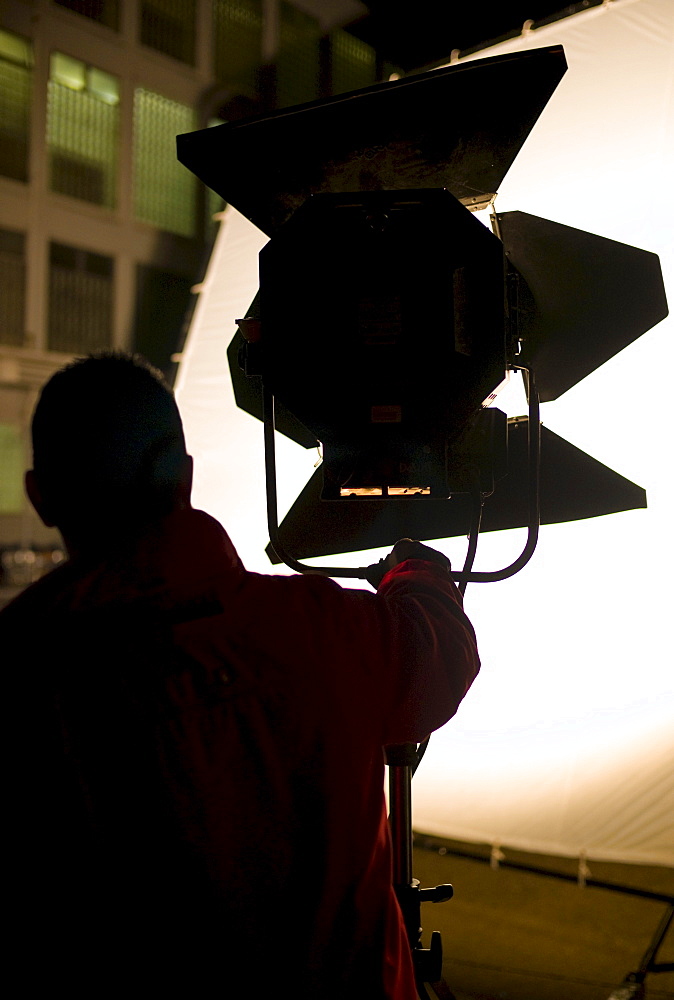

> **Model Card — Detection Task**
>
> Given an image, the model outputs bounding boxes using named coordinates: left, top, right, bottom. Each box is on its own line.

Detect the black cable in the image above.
left=454, top=365, right=541, bottom=584
left=458, top=481, right=484, bottom=596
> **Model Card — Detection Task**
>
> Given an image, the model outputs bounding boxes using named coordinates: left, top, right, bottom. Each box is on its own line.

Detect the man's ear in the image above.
left=25, top=469, right=57, bottom=527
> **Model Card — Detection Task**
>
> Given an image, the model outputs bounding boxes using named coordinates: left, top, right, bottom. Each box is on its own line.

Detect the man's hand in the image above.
left=365, top=538, right=451, bottom=589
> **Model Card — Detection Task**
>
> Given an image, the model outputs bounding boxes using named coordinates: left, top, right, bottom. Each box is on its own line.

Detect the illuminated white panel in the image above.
left=174, top=208, right=316, bottom=573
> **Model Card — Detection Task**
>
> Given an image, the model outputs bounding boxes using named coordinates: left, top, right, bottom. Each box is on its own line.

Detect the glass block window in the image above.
left=140, top=0, right=197, bottom=65
left=134, top=264, right=194, bottom=374
left=277, top=2, right=320, bottom=108
left=205, top=116, right=226, bottom=232
left=0, top=229, right=26, bottom=347
left=48, top=242, right=114, bottom=354
left=53, top=0, right=120, bottom=31
left=133, top=88, right=196, bottom=237
left=47, top=53, right=119, bottom=207
left=331, top=29, right=376, bottom=96
left=0, top=29, right=33, bottom=182
left=0, top=424, right=24, bottom=514
left=213, top=0, right=262, bottom=89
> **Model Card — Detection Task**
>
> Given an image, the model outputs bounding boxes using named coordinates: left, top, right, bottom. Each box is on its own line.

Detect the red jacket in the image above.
left=1, top=509, right=479, bottom=998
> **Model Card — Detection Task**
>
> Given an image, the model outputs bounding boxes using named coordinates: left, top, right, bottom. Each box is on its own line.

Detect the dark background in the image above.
left=346, top=1, right=597, bottom=70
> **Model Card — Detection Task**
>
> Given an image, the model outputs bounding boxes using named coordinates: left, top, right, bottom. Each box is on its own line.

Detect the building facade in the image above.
left=0, top=0, right=383, bottom=603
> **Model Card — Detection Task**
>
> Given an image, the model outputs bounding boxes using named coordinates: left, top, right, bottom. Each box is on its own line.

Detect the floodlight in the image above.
left=258, top=187, right=506, bottom=501
left=176, top=45, right=668, bottom=581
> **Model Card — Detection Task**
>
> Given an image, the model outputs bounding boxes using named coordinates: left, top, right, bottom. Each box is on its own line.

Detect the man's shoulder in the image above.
left=0, top=561, right=76, bottom=627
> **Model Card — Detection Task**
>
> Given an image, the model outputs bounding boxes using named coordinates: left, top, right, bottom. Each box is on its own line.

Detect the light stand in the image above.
left=259, top=369, right=541, bottom=996
left=606, top=903, right=674, bottom=999
left=386, top=742, right=456, bottom=999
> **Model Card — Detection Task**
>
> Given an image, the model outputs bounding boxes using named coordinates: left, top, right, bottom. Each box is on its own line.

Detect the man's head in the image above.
left=27, top=352, right=192, bottom=553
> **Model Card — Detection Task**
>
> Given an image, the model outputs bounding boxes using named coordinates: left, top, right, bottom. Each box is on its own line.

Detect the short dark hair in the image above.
left=32, top=352, right=188, bottom=537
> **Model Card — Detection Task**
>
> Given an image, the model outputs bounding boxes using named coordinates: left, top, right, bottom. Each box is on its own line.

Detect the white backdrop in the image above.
left=175, top=0, right=674, bottom=867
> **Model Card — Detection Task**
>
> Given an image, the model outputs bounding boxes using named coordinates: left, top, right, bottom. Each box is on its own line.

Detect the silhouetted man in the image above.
left=1, top=352, right=479, bottom=998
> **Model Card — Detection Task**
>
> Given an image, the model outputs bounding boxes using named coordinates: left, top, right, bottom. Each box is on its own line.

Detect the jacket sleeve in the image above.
left=372, top=557, right=480, bottom=744
left=219, top=548, right=480, bottom=748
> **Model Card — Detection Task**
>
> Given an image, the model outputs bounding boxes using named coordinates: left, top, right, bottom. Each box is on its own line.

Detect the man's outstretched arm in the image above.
left=371, top=539, right=480, bottom=744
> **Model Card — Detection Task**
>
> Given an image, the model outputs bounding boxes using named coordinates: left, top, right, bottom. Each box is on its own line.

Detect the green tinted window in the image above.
left=50, top=52, right=86, bottom=89
left=0, top=30, right=33, bottom=181
left=132, top=89, right=196, bottom=237
left=48, top=242, right=114, bottom=354
left=0, top=228, right=26, bottom=347
left=331, top=29, right=377, bottom=96
left=205, top=117, right=226, bottom=234
left=133, top=265, right=194, bottom=373
left=87, top=66, right=119, bottom=104
left=47, top=53, right=119, bottom=207
left=277, top=2, right=320, bottom=108
left=213, top=0, right=262, bottom=89
left=53, top=1, right=120, bottom=31
left=0, top=423, right=24, bottom=515
left=0, top=28, right=33, bottom=66
left=140, top=0, right=197, bottom=65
